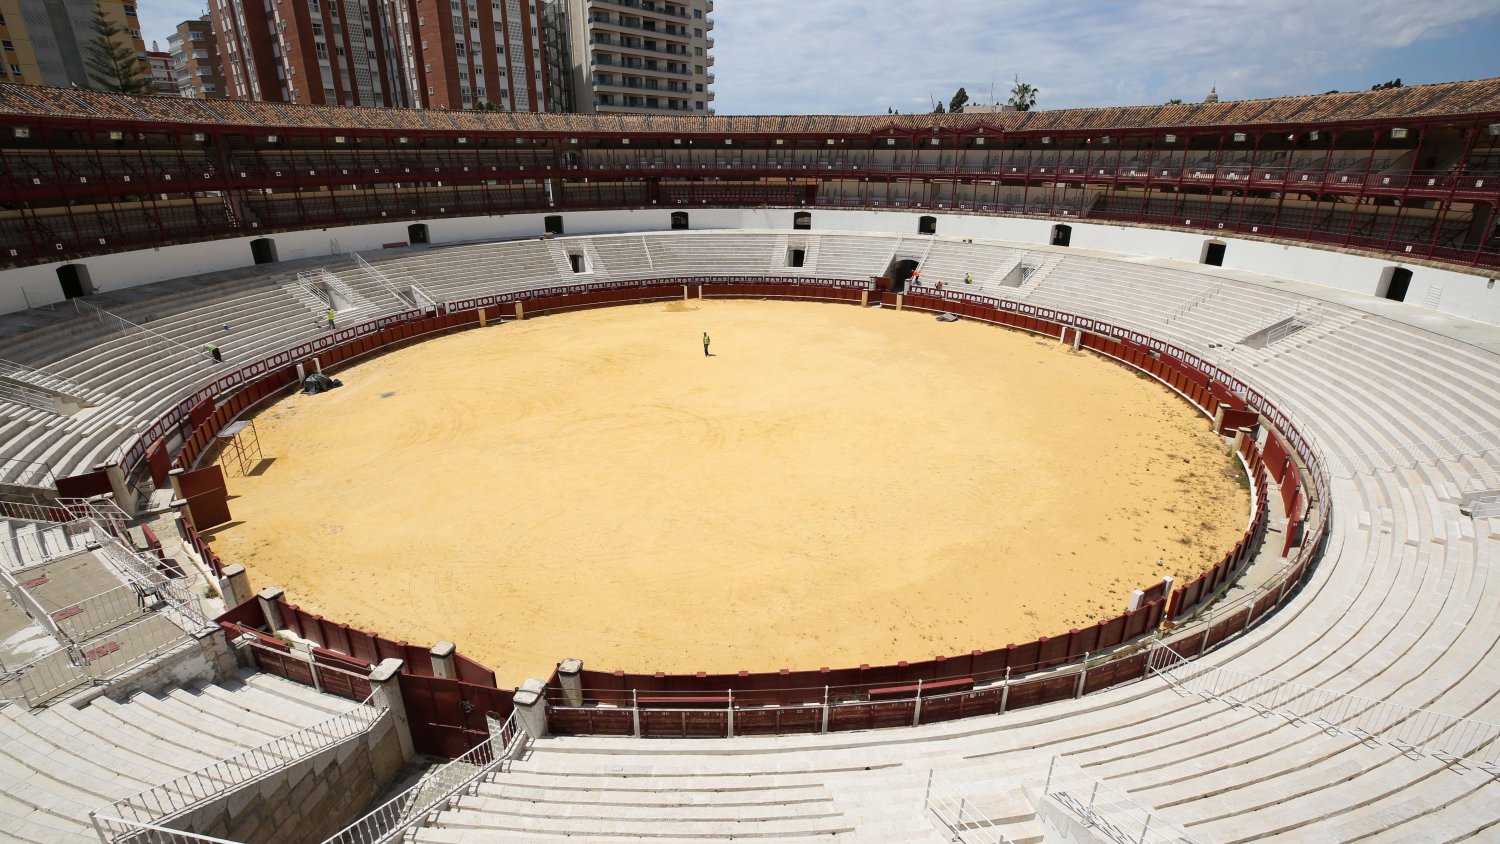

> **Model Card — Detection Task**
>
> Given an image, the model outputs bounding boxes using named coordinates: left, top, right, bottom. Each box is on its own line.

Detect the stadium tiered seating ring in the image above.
left=2, top=80, right=1499, bottom=843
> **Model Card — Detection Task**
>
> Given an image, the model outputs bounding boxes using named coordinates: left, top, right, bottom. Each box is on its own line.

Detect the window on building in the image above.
left=1, top=41, right=13, bottom=52
left=312, top=22, right=323, bottom=36
left=455, top=42, right=466, bottom=56
left=315, top=42, right=328, bottom=59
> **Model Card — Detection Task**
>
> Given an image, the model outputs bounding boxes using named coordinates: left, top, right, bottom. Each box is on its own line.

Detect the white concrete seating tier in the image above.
left=3, top=230, right=1499, bottom=841
left=0, top=671, right=364, bottom=843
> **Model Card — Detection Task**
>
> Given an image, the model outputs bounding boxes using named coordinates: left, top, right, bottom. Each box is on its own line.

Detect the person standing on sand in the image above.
left=702, top=331, right=711, bottom=357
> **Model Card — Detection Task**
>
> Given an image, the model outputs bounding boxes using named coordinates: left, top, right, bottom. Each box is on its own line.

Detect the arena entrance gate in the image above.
left=56, top=264, right=93, bottom=299
left=886, top=259, right=919, bottom=293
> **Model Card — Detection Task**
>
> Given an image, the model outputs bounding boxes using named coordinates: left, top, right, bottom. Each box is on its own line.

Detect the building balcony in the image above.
left=598, top=0, right=690, bottom=23
left=589, top=17, right=692, bottom=44
left=590, top=35, right=692, bottom=58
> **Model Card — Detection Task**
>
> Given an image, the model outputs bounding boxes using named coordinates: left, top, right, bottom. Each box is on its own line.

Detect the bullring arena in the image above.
left=220, top=299, right=1248, bottom=682
left=0, top=79, right=1498, bottom=844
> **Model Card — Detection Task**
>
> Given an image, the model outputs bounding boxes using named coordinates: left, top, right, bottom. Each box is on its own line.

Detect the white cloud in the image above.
left=711, top=0, right=1499, bottom=114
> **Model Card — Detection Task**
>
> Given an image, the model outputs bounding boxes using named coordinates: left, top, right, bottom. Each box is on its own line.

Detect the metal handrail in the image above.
left=73, top=298, right=215, bottom=364
left=924, top=770, right=1013, bottom=843
left=1327, top=427, right=1500, bottom=478
left=94, top=688, right=387, bottom=832
left=91, top=815, right=243, bottom=844
left=1149, top=644, right=1500, bottom=775
left=47, top=583, right=149, bottom=645
left=353, top=252, right=436, bottom=310
left=0, top=611, right=194, bottom=706
left=321, top=709, right=527, bottom=844
left=1044, top=756, right=1198, bottom=844
left=0, top=356, right=93, bottom=397
left=0, top=455, right=56, bottom=488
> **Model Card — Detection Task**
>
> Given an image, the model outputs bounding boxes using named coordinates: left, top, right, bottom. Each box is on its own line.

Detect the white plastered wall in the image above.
left=2, top=210, right=1496, bottom=325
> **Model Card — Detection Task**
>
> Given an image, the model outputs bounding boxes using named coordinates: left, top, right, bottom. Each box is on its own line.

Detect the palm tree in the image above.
left=1008, top=76, right=1037, bottom=112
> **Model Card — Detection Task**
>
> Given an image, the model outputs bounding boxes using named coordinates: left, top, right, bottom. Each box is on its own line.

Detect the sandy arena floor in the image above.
left=213, top=299, right=1250, bottom=685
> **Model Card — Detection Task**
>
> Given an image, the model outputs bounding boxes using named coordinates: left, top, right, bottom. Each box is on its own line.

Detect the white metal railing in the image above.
left=1044, top=757, right=1198, bottom=844
left=0, top=645, right=87, bottom=703
left=1149, top=645, right=1500, bottom=775
left=92, top=815, right=244, bottom=844
left=924, top=770, right=1014, bottom=843
left=1468, top=493, right=1500, bottom=519
left=74, top=298, right=216, bottom=364
left=1, top=517, right=92, bottom=569
left=0, top=455, right=56, bottom=487
left=293, top=270, right=335, bottom=309
left=79, top=612, right=193, bottom=682
left=354, top=252, right=436, bottom=311
left=0, top=379, right=54, bottom=412
left=0, top=356, right=93, bottom=398
left=1162, top=282, right=1221, bottom=326
left=1328, top=427, right=1500, bottom=477
left=94, top=686, right=388, bottom=834
left=0, top=610, right=192, bottom=707
left=50, top=583, right=148, bottom=644
left=318, top=268, right=365, bottom=311
left=322, top=709, right=527, bottom=844
left=1, top=567, right=63, bottom=639
left=64, top=496, right=133, bottom=539
left=0, top=498, right=71, bottom=524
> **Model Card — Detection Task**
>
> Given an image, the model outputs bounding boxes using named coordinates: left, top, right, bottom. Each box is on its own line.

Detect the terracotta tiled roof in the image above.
left=2, top=78, right=1498, bottom=134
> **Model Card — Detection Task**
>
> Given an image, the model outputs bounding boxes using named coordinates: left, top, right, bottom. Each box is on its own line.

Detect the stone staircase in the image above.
left=0, top=672, right=366, bottom=843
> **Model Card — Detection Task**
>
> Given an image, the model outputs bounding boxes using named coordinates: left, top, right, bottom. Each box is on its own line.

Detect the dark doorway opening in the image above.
left=408, top=223, right=429, bottom=244
left=918, top=215, right=937, bottom=235
left=1379, top=267, right=1413, bottom=302
left=56, top=264, right=92, bottom=299
left=793, top=211, right=812, bottom=230
left=886, top=258, right=919, bottom=293
left=250, top=238, right=277, bottom=264
left=1202, top=241, right=1226, bottom=266
left=544, top=215, right=564, bottom=235
left=671, top=211, right=689, bottom=230
left=569, top=253, right=585, bottom=273
left=788, top=248, right=806, bottom=268
left=1051, top=224, right=1072, bottom=247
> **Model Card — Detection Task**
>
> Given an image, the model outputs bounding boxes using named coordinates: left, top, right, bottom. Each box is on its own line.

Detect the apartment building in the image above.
left=560, top=0, right=714, bottom=114
left=380, top=0, right=549, bottom=110
left=167, top=16, right=226, bottom=99
left=147, top=44, right=176, bottom=95
left=0, top=0, right=148, bottom=90
left=210, top=0, right=397, bottom=107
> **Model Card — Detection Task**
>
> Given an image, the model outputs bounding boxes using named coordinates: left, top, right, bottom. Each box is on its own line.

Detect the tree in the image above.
left=932, top=101, right=945, bottom=114
left=1008, top=76, right=1038, bottom=112
left=1165, top=98, right=1184, bottom=105
left=85, top=2, right=152, bottom=95
left=949, top=87, right=970, bottom=113
left=1370, top=78, right=1403, bottom=90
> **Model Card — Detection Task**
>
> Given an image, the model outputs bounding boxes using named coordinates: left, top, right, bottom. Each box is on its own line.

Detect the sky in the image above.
left=137, top=0, right=1500, bottom=114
